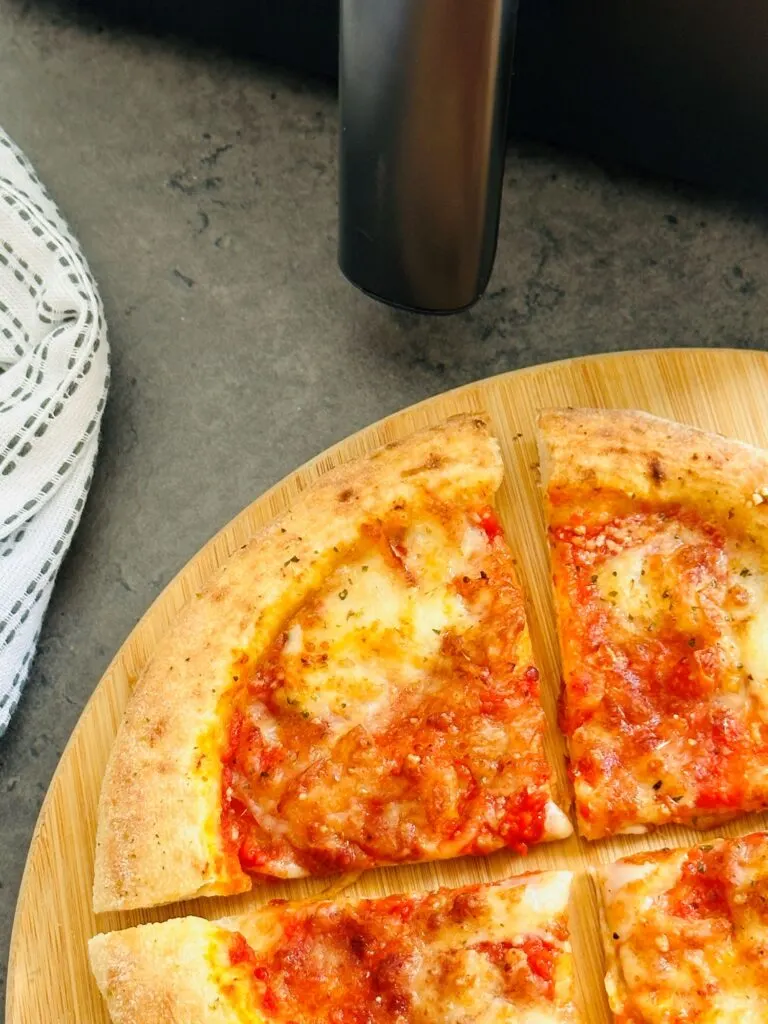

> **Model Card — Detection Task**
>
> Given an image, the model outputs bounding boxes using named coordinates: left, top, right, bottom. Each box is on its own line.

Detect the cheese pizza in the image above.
left=90, top=872, right=578, bottom=1024
left=600, top=832, right=768, bottom=1023
left=539, top=408, right=768, bottom=838
left=93, top=415, right=570, bottom=912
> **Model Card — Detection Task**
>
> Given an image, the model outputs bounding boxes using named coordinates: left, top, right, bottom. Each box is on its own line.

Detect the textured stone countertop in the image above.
left=1, top=0, right=768, bottom=1002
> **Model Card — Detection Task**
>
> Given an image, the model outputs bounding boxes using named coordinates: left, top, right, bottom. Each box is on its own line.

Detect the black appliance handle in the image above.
left=338, top=0, right=519, bottom=314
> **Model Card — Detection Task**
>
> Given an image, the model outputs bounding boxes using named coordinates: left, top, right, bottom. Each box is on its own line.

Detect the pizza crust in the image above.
left=93, top=415, right=505, bottom=913
left=538, top=407, right=768, bottom=539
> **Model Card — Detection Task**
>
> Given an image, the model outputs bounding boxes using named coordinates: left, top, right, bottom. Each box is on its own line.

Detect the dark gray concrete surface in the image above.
left=1, top=0, right=768, bottom=1004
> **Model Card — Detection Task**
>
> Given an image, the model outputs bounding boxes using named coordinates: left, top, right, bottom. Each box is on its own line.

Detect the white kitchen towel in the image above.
left=0, top=128, right=109, bottom=736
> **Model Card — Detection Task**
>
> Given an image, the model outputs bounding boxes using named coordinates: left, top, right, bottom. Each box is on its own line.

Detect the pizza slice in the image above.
left=90, top=872, right=579, bottom=1024
left=538, top=408, right=768, bottom=838
left=599, top=833, right=768, bottom=1023
left=93, top=415, right=571, bottom=912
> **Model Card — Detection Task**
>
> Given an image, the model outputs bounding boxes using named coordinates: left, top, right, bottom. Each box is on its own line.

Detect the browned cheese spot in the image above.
left=648, top=456, right=666, bottom=484
left=401, top=452, right=445, bottom=477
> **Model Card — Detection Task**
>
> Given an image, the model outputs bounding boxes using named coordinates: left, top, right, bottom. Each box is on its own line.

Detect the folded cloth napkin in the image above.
left=0, top=129, right=109, bottom=736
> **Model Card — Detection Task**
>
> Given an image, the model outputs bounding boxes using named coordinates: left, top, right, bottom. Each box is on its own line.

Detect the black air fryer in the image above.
left=85, top=0, right=768, bottom=310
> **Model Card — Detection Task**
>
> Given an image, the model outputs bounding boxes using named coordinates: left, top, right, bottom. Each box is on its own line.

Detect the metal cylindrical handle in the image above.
left=338, top=0, right=518, bottom=313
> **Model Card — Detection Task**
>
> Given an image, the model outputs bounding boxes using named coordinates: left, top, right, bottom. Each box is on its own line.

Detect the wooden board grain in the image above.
left=8, top=347, right=768, bottom=1024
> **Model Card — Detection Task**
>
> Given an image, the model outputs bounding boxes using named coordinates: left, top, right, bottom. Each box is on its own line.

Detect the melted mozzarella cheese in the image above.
left=543, top=802, right=573, bottom=841
left=520, top=871, right=572, bottom=917
left=597, top=546, right=657, bottom=622
left=730, top=567, right=768, bottom=714
left=283, top=623, right=303, bottom=654
left=406, top=521, right=487, bottom=587
left=596, top=524, right=703, bottom=631
left=741, top=606, right=768, bottom=685
left=603, top=854, right=687, bottom=933
left=277, top=521, right=486, bottom=733
left=597, top=525, right=768, bottom=727
left=461, top=524, right=491, bottom=561
left=709, top=992, right=768, bottom=1024
left=602, top=859, right=658, bottom=903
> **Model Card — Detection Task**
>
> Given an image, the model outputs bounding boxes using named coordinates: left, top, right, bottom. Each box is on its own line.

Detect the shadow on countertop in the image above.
left=20, top=0, right=341, bottom=77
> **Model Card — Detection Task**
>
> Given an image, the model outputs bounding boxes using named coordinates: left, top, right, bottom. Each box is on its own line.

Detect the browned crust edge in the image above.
left=593, top=865, right=627, bottom=1022
left=537, top=407, right=768, bottom=539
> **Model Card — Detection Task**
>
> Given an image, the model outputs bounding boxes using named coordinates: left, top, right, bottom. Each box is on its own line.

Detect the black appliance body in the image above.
left=97, top=0, right=768, bottom=196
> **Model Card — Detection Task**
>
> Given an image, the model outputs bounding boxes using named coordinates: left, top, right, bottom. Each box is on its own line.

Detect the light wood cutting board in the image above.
left=8, top=348, right=768, bottom=1024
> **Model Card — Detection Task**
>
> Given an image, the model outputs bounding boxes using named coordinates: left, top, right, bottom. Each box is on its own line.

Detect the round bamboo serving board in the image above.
left=8, top=348, right=768, bottom=1024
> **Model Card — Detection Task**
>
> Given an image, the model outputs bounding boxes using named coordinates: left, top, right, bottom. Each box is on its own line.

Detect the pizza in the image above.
left=93, top=415, right=571, bottom=912
left=599, top=832, right=768, bottom=1023
left=89, top=872, right=578, bottom=1024
left=538, top=408, right=768, bottom=838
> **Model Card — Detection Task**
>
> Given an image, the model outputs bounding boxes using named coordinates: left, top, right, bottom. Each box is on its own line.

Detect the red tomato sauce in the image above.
left=671, top=847, right=731, bottom=922
left=225, top=885, right=563, bottom=1022
left=477, top=506, right=504, bottom=544
left=551, top=502, right=753, bottom=835
left=471, top=936, right=558, bottom=1000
